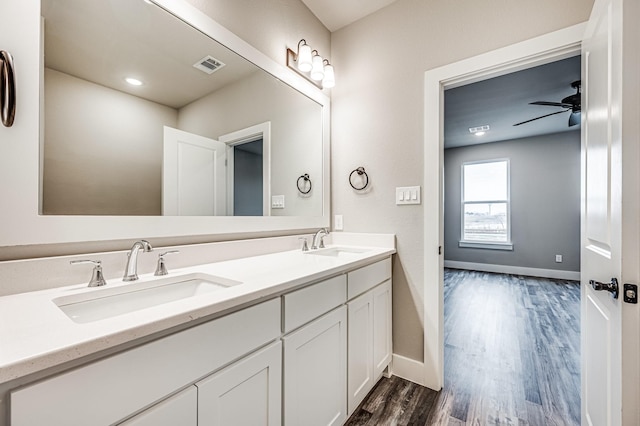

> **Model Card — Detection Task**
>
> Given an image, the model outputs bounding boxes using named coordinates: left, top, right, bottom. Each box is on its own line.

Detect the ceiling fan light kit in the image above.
left=469, top=125, right=490, bottom=136
left=514, top=80, right=581, bottom=128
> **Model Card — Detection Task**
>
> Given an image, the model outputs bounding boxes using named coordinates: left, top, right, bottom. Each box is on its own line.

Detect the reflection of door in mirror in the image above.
left=162, top=127, right=227, bottom=216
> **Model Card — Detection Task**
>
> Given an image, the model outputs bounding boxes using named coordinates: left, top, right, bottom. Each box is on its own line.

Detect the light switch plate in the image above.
left=396, top=186, right=421, bottom=205
left=271, top=195, right=285, bottom=209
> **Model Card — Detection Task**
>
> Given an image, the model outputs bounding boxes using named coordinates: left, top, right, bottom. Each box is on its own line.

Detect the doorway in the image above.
left=219, top=122, right=271, bottom=216
left=231, top=138, right=264, bottom=216
left=422, top=23, right=585, bottom=390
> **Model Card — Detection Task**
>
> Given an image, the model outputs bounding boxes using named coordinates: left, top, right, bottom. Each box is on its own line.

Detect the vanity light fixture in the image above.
left=286, top=39, right=335, bottom=89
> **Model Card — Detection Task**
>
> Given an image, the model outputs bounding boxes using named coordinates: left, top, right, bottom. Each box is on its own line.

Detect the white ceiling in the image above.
left=444, top=55, right=582, bottom=149
left=43, top=0, right=259, bottom=109
left=301, top=0, right=400, bottom=32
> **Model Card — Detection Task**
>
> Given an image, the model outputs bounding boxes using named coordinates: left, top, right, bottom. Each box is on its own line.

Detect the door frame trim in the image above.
left=422, top=23, right=585, bottom=390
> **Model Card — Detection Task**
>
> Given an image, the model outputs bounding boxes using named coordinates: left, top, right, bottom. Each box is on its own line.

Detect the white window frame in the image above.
left=459, top=158, right=513, bottom=250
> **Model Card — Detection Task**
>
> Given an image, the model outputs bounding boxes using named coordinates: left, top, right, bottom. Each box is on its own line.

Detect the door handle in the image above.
left=0, top=50, right=16, bottom=127
left=589, top=278, right=619, bottom=299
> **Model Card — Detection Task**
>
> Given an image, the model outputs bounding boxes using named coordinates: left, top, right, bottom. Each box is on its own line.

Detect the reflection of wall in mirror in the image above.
left=42, top=68, right=323, bottom=217
left=42, top=68, right=176, bottom=215
left=178, top=71, right=323, bottom=217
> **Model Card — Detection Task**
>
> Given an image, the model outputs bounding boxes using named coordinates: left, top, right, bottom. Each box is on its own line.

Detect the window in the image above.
left=460, top=159, right=512, bottom=249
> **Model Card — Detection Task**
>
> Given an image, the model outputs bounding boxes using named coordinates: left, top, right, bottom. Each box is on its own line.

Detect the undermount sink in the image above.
left=54, top=273, right=241, bottom=324
left=305, top=247, right=370, bottom=258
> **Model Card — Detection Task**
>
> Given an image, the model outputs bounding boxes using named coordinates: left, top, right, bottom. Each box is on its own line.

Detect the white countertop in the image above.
left=0, top=244, right=395, bottom=384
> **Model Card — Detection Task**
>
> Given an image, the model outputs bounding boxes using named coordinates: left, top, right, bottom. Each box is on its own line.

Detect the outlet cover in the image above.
left=334, top=215, right=344, bottom=231
left=555, top=254, right=563, bottom=263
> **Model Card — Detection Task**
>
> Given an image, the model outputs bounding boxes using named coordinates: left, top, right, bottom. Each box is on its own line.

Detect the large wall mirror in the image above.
left=40, top=0, right=325, bottom=218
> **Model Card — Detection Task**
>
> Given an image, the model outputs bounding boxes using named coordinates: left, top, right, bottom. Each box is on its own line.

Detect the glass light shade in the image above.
left=297, top=44, right=312, bottom=73
left=322, top=64, right=335, bottom=88
left=310, top=54, right=324, bottom=81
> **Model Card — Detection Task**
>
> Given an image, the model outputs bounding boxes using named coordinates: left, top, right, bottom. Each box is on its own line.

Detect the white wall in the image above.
left=330, top=0, right=593, bottom=364
left=42, top=69, right=178, bottom=215
left=178, top=71, right=323, bottom=217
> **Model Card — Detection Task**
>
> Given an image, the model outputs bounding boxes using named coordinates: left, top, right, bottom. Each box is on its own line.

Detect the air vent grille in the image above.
left=193, top=55, right=226, bottom=75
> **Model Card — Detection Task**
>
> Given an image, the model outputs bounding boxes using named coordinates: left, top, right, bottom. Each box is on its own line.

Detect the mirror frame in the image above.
left=0, top=0, right=329, bottom=247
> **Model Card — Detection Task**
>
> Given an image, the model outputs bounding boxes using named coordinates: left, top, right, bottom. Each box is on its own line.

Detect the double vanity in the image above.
left=0, top=234, right=395, bottom=425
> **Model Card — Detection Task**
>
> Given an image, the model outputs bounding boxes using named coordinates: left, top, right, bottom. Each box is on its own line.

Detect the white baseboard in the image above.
left=390, top=354, right=425, bottom=387
left=444, top=260, right=581, bottom=281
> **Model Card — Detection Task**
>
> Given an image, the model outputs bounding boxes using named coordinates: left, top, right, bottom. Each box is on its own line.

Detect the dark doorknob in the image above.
left=589, top=278, right=619, bottom=299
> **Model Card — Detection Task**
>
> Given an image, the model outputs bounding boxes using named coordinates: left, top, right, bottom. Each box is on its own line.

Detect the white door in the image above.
left=581, top=0, right=638, bottom=424
left=162, top=126, right=227, bottom=216
left=196, top=341, right=282, bottom=426
left=283, top=307, right=347, bottom=426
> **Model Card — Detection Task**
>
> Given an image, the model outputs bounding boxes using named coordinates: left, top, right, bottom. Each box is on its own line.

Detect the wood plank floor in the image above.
left=344, top=269, right=581, bottom=425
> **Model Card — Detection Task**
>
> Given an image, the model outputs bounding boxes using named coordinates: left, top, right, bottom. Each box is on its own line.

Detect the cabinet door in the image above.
left=119, top=387, right=197, bottom=426
left=372, top=280, right=392, bottom=379
left=347, top=291, right=374, bottom=414
left=283, top=306, right=347, bottom=426
left=197, top=341, right=282, bottom=426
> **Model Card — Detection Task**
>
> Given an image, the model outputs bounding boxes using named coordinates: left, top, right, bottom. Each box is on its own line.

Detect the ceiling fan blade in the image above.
left=513, top=109, right=568, bottom=126
left=568, top=111, right=581, bottom=126
left=530, top=101, right=574, bottom=108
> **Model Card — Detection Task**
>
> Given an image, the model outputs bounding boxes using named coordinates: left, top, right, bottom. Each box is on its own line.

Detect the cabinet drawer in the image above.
left=119, top=386, right=197, bottom=426
left=11, top=298, right=281, bottom=426
left=283, top=275, right=346, bottom=333
left=347, top=258, right=392, bottom=300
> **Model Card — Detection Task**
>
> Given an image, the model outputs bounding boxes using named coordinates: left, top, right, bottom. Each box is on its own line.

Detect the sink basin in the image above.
left=54, top=273, right=241, bottom=324
left=305, top=247, right=370, bottom=258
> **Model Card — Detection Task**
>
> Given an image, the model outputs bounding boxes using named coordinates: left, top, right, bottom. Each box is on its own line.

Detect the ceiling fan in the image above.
left=513, top=80, right=581, bottom=127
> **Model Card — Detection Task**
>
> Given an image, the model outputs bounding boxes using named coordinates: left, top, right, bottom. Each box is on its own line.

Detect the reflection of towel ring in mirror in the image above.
left=297, top=174, right=312, bottom=194
left=349, top=167, right=369, bottom=191
left=0, top=50, right=16, bottom=128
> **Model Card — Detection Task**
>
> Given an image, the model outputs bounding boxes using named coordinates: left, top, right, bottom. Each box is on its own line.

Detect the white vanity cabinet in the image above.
left=196, top=341, right=282, bottom=426
left=10, top=299, right=281, bottom=426
left=8, top=254, right=394, bottom=426
left=346, top=259, right=393, bottom=414
left=282, top=275, right=348, bottom=426
left=122, top=341, right=282, bottom=426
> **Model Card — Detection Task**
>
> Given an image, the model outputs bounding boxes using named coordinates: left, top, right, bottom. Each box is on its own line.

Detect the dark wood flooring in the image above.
left=344, top=268, right=581, bottom=425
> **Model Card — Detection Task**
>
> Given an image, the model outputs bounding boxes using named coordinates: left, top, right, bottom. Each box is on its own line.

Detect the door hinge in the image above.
left=438, top=246, right=442, bottom=255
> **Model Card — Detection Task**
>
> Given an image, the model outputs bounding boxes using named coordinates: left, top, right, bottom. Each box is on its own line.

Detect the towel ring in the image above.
left=0, top=50, right=16, bottom=128
left=349, top=167, right=369, bottom=191
left=297, top=173, right=312, bottom=194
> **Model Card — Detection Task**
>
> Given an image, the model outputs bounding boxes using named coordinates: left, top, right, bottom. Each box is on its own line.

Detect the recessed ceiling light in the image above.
left=469, top=124, right=490, bottom=135
left=125, top=77, right=143, bottom=86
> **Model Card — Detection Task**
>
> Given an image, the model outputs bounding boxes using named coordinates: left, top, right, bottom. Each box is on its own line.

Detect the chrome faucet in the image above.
left=123, top=240, right=153, bottom=281
left=311, top=228, right=329, bottom=250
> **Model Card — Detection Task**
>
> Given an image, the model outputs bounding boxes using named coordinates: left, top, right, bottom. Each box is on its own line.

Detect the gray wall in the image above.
left=444, top=131, right=581, bottom=272
left=42, top=69, right=178, bottom=215
left=234, top=145, right=263, bottom=216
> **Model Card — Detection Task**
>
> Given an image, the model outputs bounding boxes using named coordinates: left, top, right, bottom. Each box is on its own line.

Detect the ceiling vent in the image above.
left=193, top=55, right=226, bottom=75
